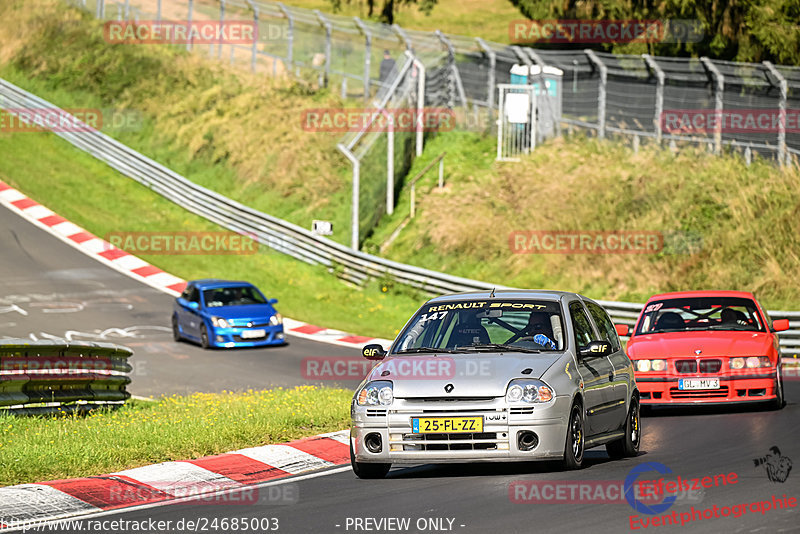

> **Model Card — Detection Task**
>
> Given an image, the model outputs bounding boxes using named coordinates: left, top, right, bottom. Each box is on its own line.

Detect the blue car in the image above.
left=172, top=279, right=285, bottom=349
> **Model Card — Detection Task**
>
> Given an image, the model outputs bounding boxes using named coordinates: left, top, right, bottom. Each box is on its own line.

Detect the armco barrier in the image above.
left=1, top=79, right=798, bottom=356
left=0, top=339, right=133, bottom=412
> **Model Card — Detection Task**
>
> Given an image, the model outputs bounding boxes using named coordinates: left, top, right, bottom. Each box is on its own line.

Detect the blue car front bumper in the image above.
left=208, top=324, right=285, bottom=348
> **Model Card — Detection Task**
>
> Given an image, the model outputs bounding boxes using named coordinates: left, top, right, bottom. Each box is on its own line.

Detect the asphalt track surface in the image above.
left=0, top=203, right=365, bottom=396
left=2, top=203, right=799, bottom=533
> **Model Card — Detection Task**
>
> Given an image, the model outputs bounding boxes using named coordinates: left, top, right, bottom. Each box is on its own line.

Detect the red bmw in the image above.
left=624, top=290, right=788, bottom=409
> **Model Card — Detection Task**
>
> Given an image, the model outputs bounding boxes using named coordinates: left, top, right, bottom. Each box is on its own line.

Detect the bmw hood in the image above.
left=627, top=331, right=774, bottom=359
left=366, top=352, right=562, bottom=398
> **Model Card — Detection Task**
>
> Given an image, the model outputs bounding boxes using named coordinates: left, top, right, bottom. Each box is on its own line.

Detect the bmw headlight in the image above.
left=635, top=359, right=667, bottom=372
left=211, top=316, right=229, bottom=328
left=357, top=381, right=393, bottom=406
left=505, top=379, right=554, bottom=404
left=730, top=356, right=771, bottom=369
left=269, top=313, right=283, bottom=326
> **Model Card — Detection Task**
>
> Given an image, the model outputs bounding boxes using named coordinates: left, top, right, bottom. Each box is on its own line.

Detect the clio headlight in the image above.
left=357, top=381, right=393, bottom=406
left=505, top=379, right=554, bottom=404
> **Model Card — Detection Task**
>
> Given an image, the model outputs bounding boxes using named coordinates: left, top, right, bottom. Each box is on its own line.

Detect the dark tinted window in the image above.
left=569, top=301, right=595, bottom=349
left=635, top=297, right=764, bottom=334
left=586, top=301, right=620, bottom=351
left=203, top=286, right=266, bottom=308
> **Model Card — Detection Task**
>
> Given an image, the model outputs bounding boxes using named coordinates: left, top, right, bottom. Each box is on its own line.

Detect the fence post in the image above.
left=217, top=0, right=225, bottom=60
left=124, top=0, right=130, bottom=19
left=383, top=109, right=395, bottom=215
left=700, top=57, right=724, bottom=155
left=354, top=18, right=371, bottom=102
left=244, top=0, right=259, bottom=73
left=186, top=0, right=194, bottom=52
left=763, top=61, right=787, bottom=166
left=277, top=3, right=293, bottom=70
left=338, top=144, right=360, bottom=250
left=642, top=54, right=664, bottom=144
left=393, top=24, right=413, bottom=52
left=95, top=0, right=104, bottom=19
left=475, top=38, right=495, bottom=123
left=585, top=50, right=607, bottom=139
left=438, top=157, right=444, bottom=188
left=410, top=53, right=426, bottom=157
left=436, top=31, right=467, bottom=111
left=314, top=10, right=332, bottom=88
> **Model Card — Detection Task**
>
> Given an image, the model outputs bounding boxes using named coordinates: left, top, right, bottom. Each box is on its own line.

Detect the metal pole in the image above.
left=585, top=50, right=607, bottom=139
left=95, top=0, right=103, bottom=19
left=383, top=109, right=395, bottom=215
left=643, top=54, right=665, bottom=143
left=354, top=18, right=371, bottom=102
left=764, top=61, right=787, bottom=166
left=155, top=0, right=160, bottom=23
left=218, top=0, right=225, bottom=60
left=314, top=11, right=332, bottom=88
left=410, top=53, right=426, bottom=157
left=475, top=38, right=495, bottom=123
left=410, top=183, right=416, bottom=218
left=497, top=85, right=505, bottom=160
left=700, top=57, right=724, bottom=155
left=392, top=24, right=413, bottom=52
left=249, top=2, right=259, bottom=73
left=186, top=0, right=194, bottom=52
left=438, top=157, right=444, bottom=188
left=530, top=87, right=537, bottom=152
left=277, top=3, right=293, bottom=70
left=338, top=144, right=361, bottom=250
left=437, top=30, right=467, bottom=110
left=124, top=0, right=130, bottom=19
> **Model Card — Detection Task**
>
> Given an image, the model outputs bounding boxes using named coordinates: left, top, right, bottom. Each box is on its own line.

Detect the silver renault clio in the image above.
left=350, top=290, right=640, bottom=478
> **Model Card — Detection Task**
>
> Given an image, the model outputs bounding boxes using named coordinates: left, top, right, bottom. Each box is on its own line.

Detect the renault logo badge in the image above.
left=444, top=384, right=454, bottom=393
left=695, top=349, right=702, bottom=355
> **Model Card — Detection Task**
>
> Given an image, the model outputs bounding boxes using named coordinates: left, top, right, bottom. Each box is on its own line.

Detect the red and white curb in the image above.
left=0, top=430, right=350, bottom=530
left=0, top=180, right=392, bottom=349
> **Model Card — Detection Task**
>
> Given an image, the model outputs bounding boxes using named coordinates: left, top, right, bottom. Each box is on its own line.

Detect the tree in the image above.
left=507, top=0, right=800, bottom=64
left=330, top=0, right=438, bottom=25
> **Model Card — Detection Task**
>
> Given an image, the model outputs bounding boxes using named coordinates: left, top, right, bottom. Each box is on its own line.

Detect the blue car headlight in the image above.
left=211, top=316, right=229, bottom=328
left=270, top=313, right=283, bottom=326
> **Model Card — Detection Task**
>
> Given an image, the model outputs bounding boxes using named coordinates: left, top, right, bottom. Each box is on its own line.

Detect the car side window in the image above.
left=569, top=302, right=595, bottom=350
left=586, top=301, right=621, bottom=351
left=187, top=287, right=200, bottom=303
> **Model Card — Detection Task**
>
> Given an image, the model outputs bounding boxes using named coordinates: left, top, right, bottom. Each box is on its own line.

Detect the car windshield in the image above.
left=203, top=286, right=267, bottom=308
left=635, top=297, right=765, bottom=334
left=394, top=299, right=565, bottom=353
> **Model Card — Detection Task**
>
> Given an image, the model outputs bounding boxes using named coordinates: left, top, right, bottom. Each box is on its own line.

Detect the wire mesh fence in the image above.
left=68, top=0, right=800, bottom=248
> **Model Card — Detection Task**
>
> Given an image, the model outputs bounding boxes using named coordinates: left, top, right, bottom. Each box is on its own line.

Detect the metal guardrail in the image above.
left=1, top=79, right=798, bottom=356
left=0, top=339, right=133, bottom=413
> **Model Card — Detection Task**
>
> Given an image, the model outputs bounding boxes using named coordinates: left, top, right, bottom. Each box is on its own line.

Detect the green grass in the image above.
left=0, top=386, right=351, bottom=486
left=0, top=128, right=424, bottom=339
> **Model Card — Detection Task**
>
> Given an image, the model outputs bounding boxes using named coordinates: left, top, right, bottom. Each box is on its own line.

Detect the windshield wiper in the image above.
left=461, top=343, right=543, bottom=353
left=704, top=324, right=756, bottom=331
left=395, top=347, right=465, bottom=354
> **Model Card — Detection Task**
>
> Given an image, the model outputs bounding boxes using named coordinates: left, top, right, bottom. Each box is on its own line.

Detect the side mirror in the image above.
left=187, top=301, right=199, bottom=310
left=615, top=324, right=630, bottom=337
left=268, top=298, right=278, bottom=305
left=772, top=319, right=790, bottom=332
left=362, top=344, right=387, bottom=361
left=580, top=340, right=612, bottom=358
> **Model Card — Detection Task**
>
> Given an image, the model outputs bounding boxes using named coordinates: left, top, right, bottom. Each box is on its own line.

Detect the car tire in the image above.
left=770, top=366, right=785, bottom=410
left=200, top=325, right=210, bottom=350
left=172, top=315, right=182, bottom=342
left=561, top=402, right=584, bottom=470
left=606, top=397, right=641, bottom=459
left=350, top=441, right=391, bottom=479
